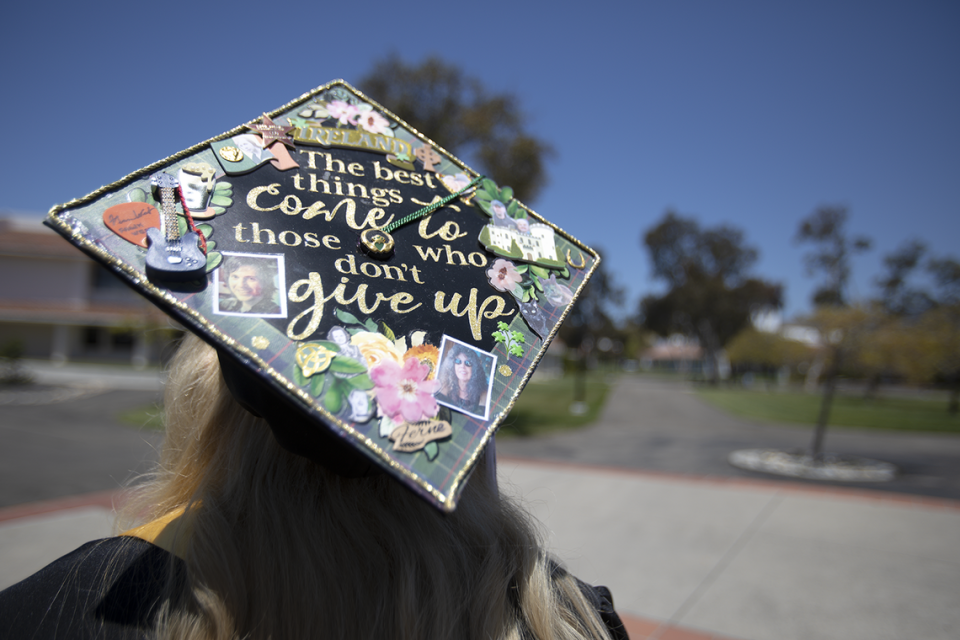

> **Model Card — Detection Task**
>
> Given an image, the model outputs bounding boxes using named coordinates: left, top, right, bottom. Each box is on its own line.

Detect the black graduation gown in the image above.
left=0, top=537, right=628, bottom=639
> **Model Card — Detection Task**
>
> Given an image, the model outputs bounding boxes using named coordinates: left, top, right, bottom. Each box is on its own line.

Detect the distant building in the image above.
left=0, top=216, right=178, bottom=367
left=640, top=335, right=704, bottom=373
left=752, top=309, right=822, bottom=347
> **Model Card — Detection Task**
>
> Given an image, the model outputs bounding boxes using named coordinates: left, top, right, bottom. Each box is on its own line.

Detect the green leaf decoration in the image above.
left=323, top=384, right=343, bottom=414
left=211, top=207, right=226, bottom=216
left=329, top=357, right=368, bottom=374
left=127, top=187, right=147, bottom=203
left=177, top=215, right=188, bottom=237
left=205, top=240, right=217, bottom=252
left=423, top=441, right=439, bottom=461
left=347, top=373, right=374, bottom=390
left=507, top=201, right=522, bottom=217
left=205, top=251, right=222, bottom=272
left=293, top=363, right=307, bottom=386
left=210, top=195, right=233, bottom=209
left=364, top=318, right=378, bottom=332
left=492, top=322, right=527, bottom=359
left=522, top=288, right=531, bottom=302
left=310, top=372, right=325, bottom=396
left=559, top=266, right=570, bottom=279
left=501, top=186, right=514, bottom=201
left=515, top=264, right=528, bottom=273
left=197, top=224, right=213, bottom=238
left=335, top=308, right=362, bottom=326
left=532, top=278, right=544, bottom=292
left=380, top=322, right=396, bottom=341
left=530, top=265, right=551, bottom=279
left=215, top=181, right=233, bottom=192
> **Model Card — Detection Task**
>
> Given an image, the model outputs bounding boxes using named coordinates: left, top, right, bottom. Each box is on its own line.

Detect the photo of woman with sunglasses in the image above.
left=435, top=337, right=496, bottom=420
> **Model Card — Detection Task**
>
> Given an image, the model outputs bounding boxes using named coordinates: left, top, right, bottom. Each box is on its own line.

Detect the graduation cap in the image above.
left=46, top=80, right=599, bottom=512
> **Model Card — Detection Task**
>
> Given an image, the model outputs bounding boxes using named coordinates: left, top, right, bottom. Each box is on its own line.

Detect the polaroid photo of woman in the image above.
left=434, top=336, right=497, bottom=421
left=214, top=252, right=287, bottom=318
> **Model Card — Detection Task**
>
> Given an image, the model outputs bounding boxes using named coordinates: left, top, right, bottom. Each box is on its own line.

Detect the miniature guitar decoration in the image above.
left=145, top=172, right=206, bottom=282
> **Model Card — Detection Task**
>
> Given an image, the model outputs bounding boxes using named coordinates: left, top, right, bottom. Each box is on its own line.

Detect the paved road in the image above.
left=0, top=385, right=163, bottom=509
left=3, top=372, right=960, bottom=508
left=497, top=377, right=960, bottom=501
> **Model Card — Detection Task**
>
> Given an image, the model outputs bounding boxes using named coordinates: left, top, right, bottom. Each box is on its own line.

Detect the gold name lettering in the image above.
left=295, top=125, right=413, bottom=158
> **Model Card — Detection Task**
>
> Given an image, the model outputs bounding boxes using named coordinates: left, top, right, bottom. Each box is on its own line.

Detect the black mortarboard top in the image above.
left=46, top=80, right=599, bottom=512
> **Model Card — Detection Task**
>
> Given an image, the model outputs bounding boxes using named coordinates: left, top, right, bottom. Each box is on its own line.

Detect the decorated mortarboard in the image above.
left=46, top=80, right=598, bottom=512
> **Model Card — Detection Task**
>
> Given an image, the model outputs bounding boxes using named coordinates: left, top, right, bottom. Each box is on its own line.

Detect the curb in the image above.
left=0, top=491, right=120, bottom=523
left=498, top=455, right=960, bottom=511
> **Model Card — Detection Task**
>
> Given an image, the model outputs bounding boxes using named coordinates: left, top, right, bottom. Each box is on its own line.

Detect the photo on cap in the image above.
left=434, top=335, right=496, bottom=421
left=214, top=252, right=287, bottom=318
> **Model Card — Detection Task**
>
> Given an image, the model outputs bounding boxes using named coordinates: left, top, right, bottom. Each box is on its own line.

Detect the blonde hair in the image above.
left=120, top=333, right=612, bottom=640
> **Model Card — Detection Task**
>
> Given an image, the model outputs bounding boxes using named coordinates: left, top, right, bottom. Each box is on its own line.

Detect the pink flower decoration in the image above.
left=487, top=258, right=522, bottom=293
left=327, top=100, right=359, bottom=125
left=355, top=108, right=392, bottom=135
left=370, top=357, right=439, bottom=424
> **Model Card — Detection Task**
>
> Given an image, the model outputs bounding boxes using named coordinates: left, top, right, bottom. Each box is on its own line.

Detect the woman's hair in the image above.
left=119, top=334, right=612, bottom=640
left=437, top=346, right=488, bottom=405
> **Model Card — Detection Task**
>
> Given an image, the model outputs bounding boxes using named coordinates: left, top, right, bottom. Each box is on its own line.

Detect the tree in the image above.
left=557, top=252, right=624, bottom=406
left=924, top=256, right=960, bottom=413
left=929, top=256, right=960, bottom=306
left=795, top=206, right=872, bottom=455
left=725, top=327, right=813, bottom=375
left=795, top=206, right=871, bottom=306
left=559, top=249, right=625, bottom=350
left=639, top=211, right=782, bottom=382
left=360, top=55, right=554, bottom=203
left=919, top=305, right=960, bottom=414
left=876, top=239, right=933, bottom=317
left=869, top=242, right=960, bottom=412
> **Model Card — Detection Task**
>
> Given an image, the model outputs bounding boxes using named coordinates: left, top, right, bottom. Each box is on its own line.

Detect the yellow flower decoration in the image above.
left=351, top=331, right=403, bottom=368
left=498, top=365, right=513, bottom=377
left=251, top=336, right=270, bottom=350
left=403, top=344, right=440, bottom=380
left=295, top=343, right=335, bottom=377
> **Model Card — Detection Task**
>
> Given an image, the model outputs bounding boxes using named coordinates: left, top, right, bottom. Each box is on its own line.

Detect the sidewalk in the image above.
left=2, top=461, right=958, bottom=640
left=500, top=458, right=960, bottom=640
left=19, top=359, right=166, bottom=392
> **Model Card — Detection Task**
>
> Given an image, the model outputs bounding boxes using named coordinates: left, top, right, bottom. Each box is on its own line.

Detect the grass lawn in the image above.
left=697, top=387, right=960, bottom=434
left=117, top=403, right=165, bottom=431
left=498, top=375, right=613, bottom=437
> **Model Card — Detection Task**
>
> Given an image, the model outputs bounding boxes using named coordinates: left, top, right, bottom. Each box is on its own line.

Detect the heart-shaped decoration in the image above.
left=103, top=202, right=160, bottom=247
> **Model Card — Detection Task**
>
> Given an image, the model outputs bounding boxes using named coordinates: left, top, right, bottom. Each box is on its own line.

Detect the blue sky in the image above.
left=2, top=0, right=957, bottom=321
